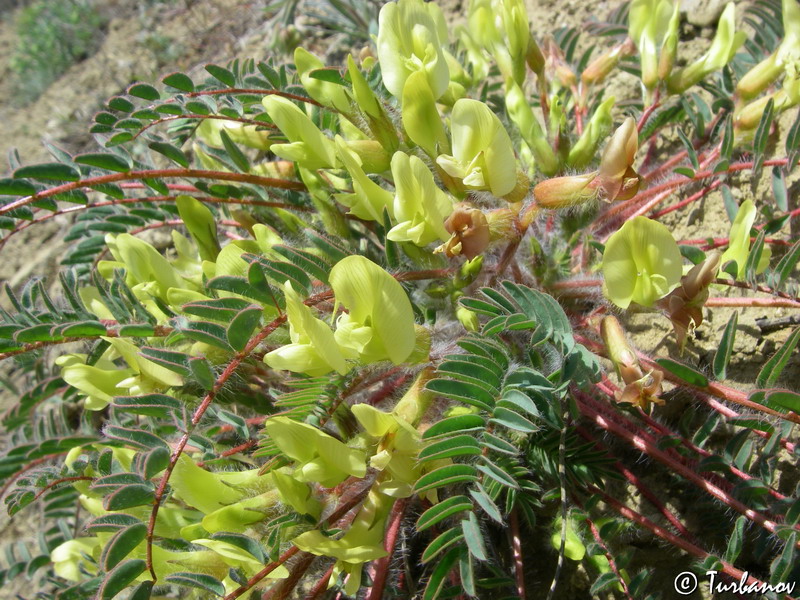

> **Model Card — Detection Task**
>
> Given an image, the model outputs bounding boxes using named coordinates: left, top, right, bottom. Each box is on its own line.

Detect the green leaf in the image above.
left=423, top=547, right=461, bottom=599
left=139, top=446, right=170, bottom=479
left=724, top=516, right=746, bottom=564
left=107, top=132, right=134, bottom=147
left=476, top=459, right=520, bottom=489
left=676, top=129, right=699, bottom=169
left=59, top=320, right=108, bottom=337
left=128, top=581, right=154, bottom=600
left=128, top=83, right=160, bottom=100
left=188, top=356, right=216, bottom=390
left=414, top=464, right=478, bottom=494
left=417, top=496, right=473, bottom=532
left=273, top=245, right=331, bottom=285
left=210, top=274, right=276, bottom=305
left=205, top=64, right=236, bottom=86
left=785, top=107, right=800, bottom=172
left=180, top=320, right=232, bottom=351
left=422, top=414, right=486, bottom=439
left=469, top=485, right=503, bottom=523
left=770, top=532, right=796, bottom=585
left=13, top=163, right=80, bottom=182
left=490, top=407, right=537, bottom=433
left=87, top=514, right=142, bottom=534
left=425, top=378, right=495, bottom=412
left=102, top=523, right=147, bottom=570
left=210, top=532, right=266, bottom=563
left=74, top=153, right=131, bottom=173
left=590, top=571, right=620, bottom=596
left=308, top=67, right=347, bottom=85
left=162, top=72, right=195, bottom=92
left=118, top=324, right=156, bottom=337
left=752, top=98, right=775, bottom=185
left=99, top=559, right=147, bottom=599
left=771, top=166, right=788, bottom=212
left=246, top=255, right=312, bottom=295
left=0, top=178, right=36, bottom=195
left=165, top=572, right=225, bottom=597
left=480, top=431, right=518, bottom=455
left=419, top=435, right=482, bottom=462
left=655, top=358, right=708, bottom=387
left=219, top=129, right=250, bottom=172
left=771, top=239, right=800, bottom=291
left=744, top=230, right=767, bottom=284
left=226, top=306, right=262, bottom=352
left=763, top=390, right=800, bottom=413
left=756, top=327, right=800, bottom=387
left=112, top=393, right=181, bottom=418
left=713, top=311, right=738, bottom=380
left=149, top=141, right=189, bottom=167
left=182, top=297, right=252, bottom=321
left=103, top=484, right=155, bottom=511
left=139, top=346, right=189, bottom=376
left=104, top=425, right=169, bottom=451
left=108, top=97, right=135, bottom=113
left=14, top=324, right=61, bottom=343
left=461, top=512, right=487, bottom=561
left=421, top=528, right=463, bottom=564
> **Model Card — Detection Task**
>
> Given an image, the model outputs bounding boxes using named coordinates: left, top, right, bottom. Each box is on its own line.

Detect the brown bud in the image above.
left=657, top=251, right=721, bottom=350
left=601, top=316, right=663, bottom=410
left=436, top=205, right=491, bottom=260
left=597, top=117, right=640, bottom=201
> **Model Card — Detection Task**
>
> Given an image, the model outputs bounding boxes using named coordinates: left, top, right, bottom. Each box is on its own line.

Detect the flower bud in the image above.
left=567, top=96, right=614, bottom=169
left=597, top=117, right=641, bottom=201
left=600, top=316, right=664, bottom=409
left=533, top=172, right=599, bottom=209
left=457, top=305, right=481, bottom=332
left=581, top=40, right=633, bottom=87
left=455, top=255, right=484, bottom=288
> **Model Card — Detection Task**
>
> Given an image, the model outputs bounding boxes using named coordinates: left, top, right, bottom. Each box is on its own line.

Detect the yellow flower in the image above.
left=602, top=216, right=683, bottom=309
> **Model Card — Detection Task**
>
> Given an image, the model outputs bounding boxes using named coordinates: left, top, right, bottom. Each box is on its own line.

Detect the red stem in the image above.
left=577, top=395, right=798, bottom=543
left=0, top=324, right=172, bottom=362
left=586, top=484, right=776, bottom=591
left=0, top=452, right=68, bottom=499
left=145, top=309, right=293, bottom=581
left=366, top=498, right=408, bottom=600
left=303, top=564, right=335, bottom=600
left=223, top=482, right=372, bottom=600
left=0, top=169, right=305, bottom=216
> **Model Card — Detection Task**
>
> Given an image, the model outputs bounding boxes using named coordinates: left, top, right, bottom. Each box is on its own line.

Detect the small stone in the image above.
left=681, top=0, right=728, bottom=28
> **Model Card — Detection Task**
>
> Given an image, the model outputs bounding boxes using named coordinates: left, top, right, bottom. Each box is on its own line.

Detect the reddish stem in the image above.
left=577, top=396, right=798, bottom=542
left=0, top=452, right=69, bottom=499
left=0, top=169, right=305, bottom=216
left=366, top=498, right=409, bottom=600
left=223, top=482, right=372, bottom=600
left=304, top=564, right=335, bottom=600
left=586, top=484, right=776, bottom=590
left=0, top=324, right=172, bottom=362
left=34, top=476, right=93, bottom=501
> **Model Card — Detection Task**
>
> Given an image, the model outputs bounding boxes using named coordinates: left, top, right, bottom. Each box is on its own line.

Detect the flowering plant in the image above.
left=1, top=0, right=799, bottom=598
